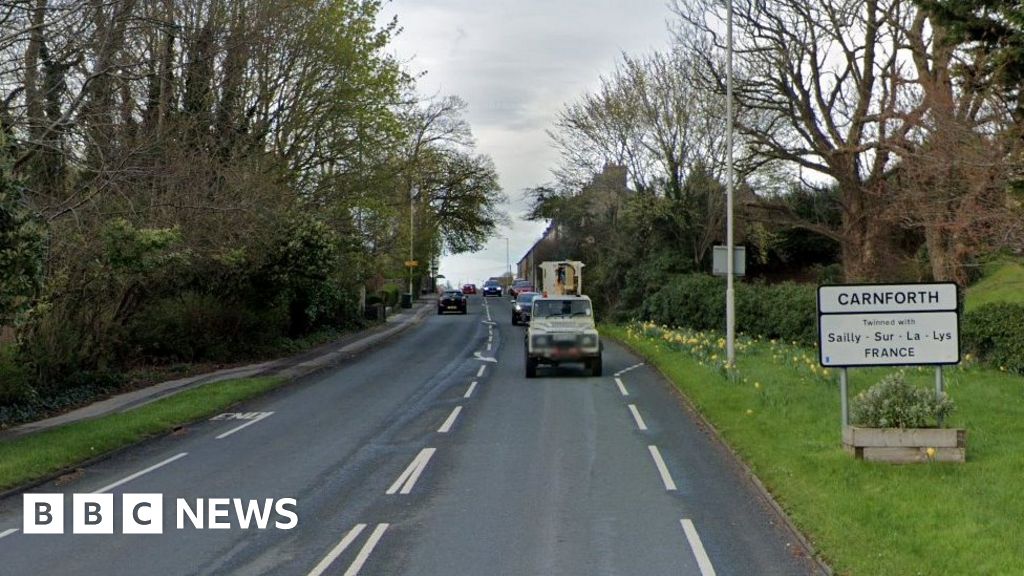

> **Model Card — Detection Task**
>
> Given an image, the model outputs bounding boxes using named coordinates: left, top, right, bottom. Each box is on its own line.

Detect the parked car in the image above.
left=509, top=279, right=535, bottom=298
left=482, top=280, right=502, bottom=297
left=438, top=290, right=467, bottom=314
left=512, top=292, right=539, bottom=325
left=462, top=283, right=477, bottom=295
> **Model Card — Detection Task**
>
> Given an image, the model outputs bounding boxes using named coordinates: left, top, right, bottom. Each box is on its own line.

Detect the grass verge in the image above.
left=604, top=322, right=1024, bottom=576
left=966, top=259, right=1024, bottom=311
left=0, top=376, right=283, bottom=492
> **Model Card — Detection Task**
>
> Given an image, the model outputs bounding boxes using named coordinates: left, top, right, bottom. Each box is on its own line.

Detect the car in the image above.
left=462, top=283, right=477, bottom=295
left=512, top=292, right=539, bottom=325
left=509, top=279, right=535, bottom=298
left=525, top=295, right=602, bottom=377
left=482, top=280, right=502, bottom=297
left=438, top=290, right=467, bottom=314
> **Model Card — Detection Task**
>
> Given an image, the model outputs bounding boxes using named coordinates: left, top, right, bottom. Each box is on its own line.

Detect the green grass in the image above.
left=0, top=376, right=283, bottom=491
left=966, top=260, right=1024, bottom=311
left=604, top=323, right=1024, bottom=576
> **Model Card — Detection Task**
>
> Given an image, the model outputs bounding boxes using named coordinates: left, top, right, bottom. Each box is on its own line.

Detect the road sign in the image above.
left=404, top=260, right=419, bottom=268
left=817, top=282, right=959, bottom=367
left=712, top=245, right=745, bottom=276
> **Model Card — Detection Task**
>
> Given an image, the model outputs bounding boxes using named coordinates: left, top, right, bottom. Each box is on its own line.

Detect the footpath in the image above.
left=3, top=297, right=436, bottom=439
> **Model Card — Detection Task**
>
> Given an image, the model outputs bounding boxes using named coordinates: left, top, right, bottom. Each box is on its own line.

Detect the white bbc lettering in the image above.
left=72, top=493, right=114, bottom=534
left=122, top=494, right=163, bottom=534
left=23, top=494, right=63, bottom=534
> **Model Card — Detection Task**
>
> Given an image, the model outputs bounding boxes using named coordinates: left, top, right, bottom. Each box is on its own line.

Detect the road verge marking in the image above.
left=0, top=528, right=18, bottom=540
left=464, top=381, right=478, bottom=398
left=307, top=523, right=366, bottom=576
left=680, top=519, right=717, bottom=576
left=345, top=523, right=389, bottom=575
left=386, top=448, right=436, bottom=495
left=615, top=377, right=629, bottom=396
left=438, top=406, right=463, bottom=433
left=93, top=452, right=188, bottom=494
left=614, top=362, right=645, bottom=377
left=477, top=365, right=487, bottom=377
left=628, top=404, right=648, bottom=431
left=647, top=445, right=677, bottom=491
left=215, top=411, right=274, bottom=439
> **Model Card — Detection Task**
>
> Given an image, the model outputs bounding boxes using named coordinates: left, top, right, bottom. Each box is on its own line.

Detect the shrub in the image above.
left=851, top=373, right=954, bottom=429
left=643, top=274, right=817, bottom=345
left=961, top=303, right=1024, bottom=374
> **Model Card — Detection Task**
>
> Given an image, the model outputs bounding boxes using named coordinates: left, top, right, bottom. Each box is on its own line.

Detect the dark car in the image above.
left=512, top=292, right=539, bottom=325
left=438, top=290, right=467, bottom=314
left=482, top=280, right=502, bottom=297
left=462, top=283, right=477, bottom=295
left=509, top=279, right=534, bottom=298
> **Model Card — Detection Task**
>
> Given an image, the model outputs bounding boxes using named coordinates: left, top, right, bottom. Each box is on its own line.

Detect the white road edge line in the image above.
left=464, top=381, right=478, bottom=398
left=215, top=411, right=274, bottom=440
left=344, top=523, right=389, bottom=576
left=386, top=448, right=437, bottom=495
left=306, top=523, right=367, bottom=576
left=615, top=377, right=629, bottom=396
left=93, top=452, right=189, bottom=494
left=681, top=519, right=717, bottom=576
left=438, top=406, right=463, bottom=433
left=0, top=528, right=18, bottom=540
left=477, top=365, right=486, bottom=378
left=648, top=445, right=677, bottom=491
left=628, top=404, right=648, bottom=431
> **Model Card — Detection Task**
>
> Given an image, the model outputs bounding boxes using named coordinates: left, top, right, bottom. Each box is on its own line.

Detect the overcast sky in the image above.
left=380, top=0, right=676, bottom=286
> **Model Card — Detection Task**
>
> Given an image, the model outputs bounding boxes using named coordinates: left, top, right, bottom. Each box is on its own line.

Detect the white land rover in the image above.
left=525, top=295, right=602, bottom=378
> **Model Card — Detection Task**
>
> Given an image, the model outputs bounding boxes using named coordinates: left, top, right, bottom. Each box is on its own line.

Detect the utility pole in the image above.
left=725, top=0, right=736, bottom=366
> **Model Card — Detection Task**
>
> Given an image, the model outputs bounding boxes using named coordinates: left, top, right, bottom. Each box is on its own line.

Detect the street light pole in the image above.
left=506, top=237, right=511, bottom=280
left=726, top=0, right=736, bottom=366
left=409, top=186, right=415, bottom=299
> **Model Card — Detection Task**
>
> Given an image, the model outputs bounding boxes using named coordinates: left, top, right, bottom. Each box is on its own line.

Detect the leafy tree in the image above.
left=0, top=132, right=45, bottom=323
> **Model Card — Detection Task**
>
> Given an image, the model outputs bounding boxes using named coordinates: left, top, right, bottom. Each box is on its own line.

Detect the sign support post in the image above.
left=935, top=366, right=944, bottom=427
left=840, top=368, right=849, bottom=427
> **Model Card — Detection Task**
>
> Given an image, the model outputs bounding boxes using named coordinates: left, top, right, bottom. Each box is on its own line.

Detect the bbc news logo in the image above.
left=24, top=494, right=298, bottom=534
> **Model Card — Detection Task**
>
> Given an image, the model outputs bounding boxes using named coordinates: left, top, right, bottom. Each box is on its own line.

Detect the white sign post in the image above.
left=817, top=283, right=960, bottom=427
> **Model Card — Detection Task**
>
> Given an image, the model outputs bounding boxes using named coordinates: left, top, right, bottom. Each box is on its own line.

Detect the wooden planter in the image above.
left=843, top=426, right=966, bottom=463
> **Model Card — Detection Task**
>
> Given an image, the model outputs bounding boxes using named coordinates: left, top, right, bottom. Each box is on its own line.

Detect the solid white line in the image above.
left=681, top=519, right=717, bottom=576
left=486, top=343, right=492, bottom=351
left=464, top=381, right=478, bottom=398
left=306, top=523, right=367, bottom=576
left=386, top=448, right=436, bottom=495
left=628, top=404, right=648, bottom=431
left=344, top=523, right=389, bottom=576
left=477, top=365, right=486, bottom=378
left=0, top=528, right=18, bottom=540
left=215, top=411, right=274, bottom=440
left=93, top=452, right=188, bottom=494
left=438, top=406, right=463, bottom=433
left=615, top=377, right=629, bottom=396
left=648, top=445, right=677, bottom=491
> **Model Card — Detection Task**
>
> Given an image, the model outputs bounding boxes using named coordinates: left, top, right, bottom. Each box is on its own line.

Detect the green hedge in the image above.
left=962, top=303, right=1024, bottom=373
left=643, top=274, right=817, bottom=345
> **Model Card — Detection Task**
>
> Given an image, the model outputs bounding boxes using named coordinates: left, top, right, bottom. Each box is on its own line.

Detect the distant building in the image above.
left=516, top=164, right=630, bottom=286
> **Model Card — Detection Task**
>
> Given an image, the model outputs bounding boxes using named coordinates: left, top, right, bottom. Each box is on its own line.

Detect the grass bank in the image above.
left=604, top=322, right=1024, bottom=576
left=0, top=376, right=283, bottom=491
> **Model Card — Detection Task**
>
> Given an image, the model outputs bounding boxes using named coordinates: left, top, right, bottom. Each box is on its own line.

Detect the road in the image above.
left=0, top=295, right=821, bottom=575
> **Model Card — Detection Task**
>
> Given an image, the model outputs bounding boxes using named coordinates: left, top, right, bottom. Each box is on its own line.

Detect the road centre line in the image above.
left=438, top=406, right=463, bottom=433
left=628, top=404, right=648, bottom=431
left=386, top=448, right=436, bottom=495
left=0, top=528, right=18, bottom=540
left=307, top=523, right=366, bottom=576
left=344, top=523, right=389, bottom=576
left=680, top=519, right=718, bottom=576
left=93, top=452, right=189, bottom=494
left=477, top=365, right=486, bottom=378
left=615, top=377, right=629, bottom=396
left=648, top=445, right=677, bottom=491
left=464, top=381, right=478, bottom=398
left=614, top=362, right=645, bottom=377
left=215, top=411, right=274, bottom=439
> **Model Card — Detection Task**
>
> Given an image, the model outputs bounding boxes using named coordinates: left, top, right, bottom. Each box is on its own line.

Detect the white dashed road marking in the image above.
left=386, top=448, right=436, bottom=495
left=438, top=406, right=463, bottom=433
left=307, top=523, right=367, bottom=576
left=0, top=528, right=17, bottom=540
left=464, top=381, right=478, bottom=398
left=215, top=411, right=274, bottom=439
left=93, top=452, right=189, bottom=494
left=615, top=377, right=629, bottom=396
left=344, top=523, right=389, bottom=576
left=648, top=445, right=677, bottom=491
left=628, top=404, right=648, bottom=431
left=681, top=519, right=717, bottom=576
